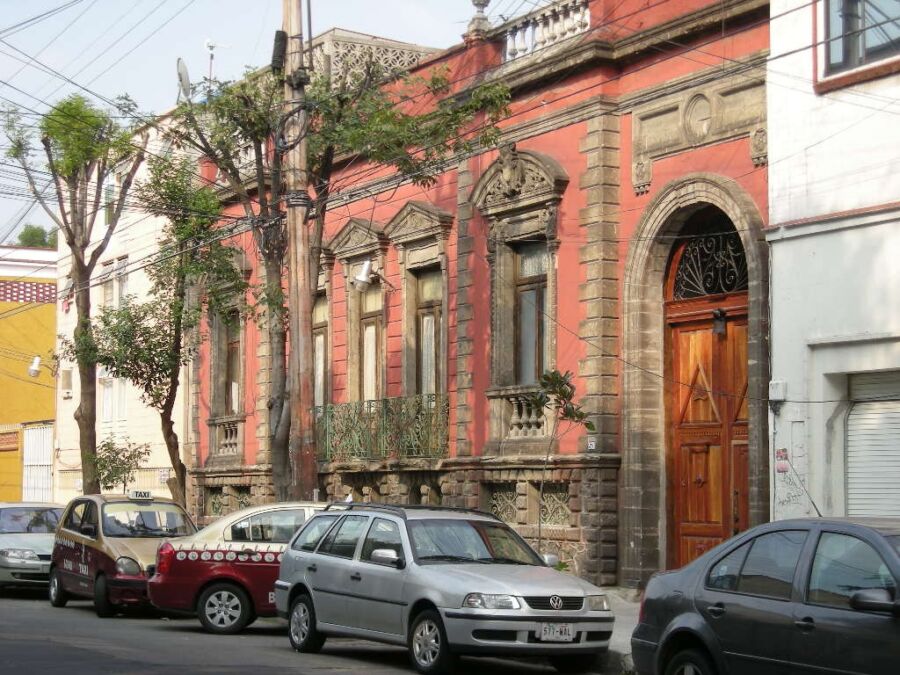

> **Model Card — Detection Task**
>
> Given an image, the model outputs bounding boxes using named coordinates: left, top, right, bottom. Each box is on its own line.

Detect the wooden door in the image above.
left=667, top=300, right=749, bottom=568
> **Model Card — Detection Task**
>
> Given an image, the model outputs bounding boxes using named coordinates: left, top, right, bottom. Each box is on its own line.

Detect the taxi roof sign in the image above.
left=129, top=490, right=153, bottom=500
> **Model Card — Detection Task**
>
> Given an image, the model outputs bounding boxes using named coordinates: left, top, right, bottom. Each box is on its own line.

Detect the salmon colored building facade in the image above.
left=189, top=0, right=771, bottom=587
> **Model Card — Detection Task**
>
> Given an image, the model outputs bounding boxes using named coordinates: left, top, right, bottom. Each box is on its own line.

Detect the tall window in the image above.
left=360, top=286, right=382, bottom=402
left=415, top=268, right=441, bottom=396
left=827, top=0, right=900, bottom=73
left=99, top=367, right=114, bottom=423
left=515, top=242, right=550, bottom=385
left=99, top=261, right=114, bottom=307
left=313, top=294, right=328, bottom=409
left=115, top=257, right=128, bottom=306
left=222, top=309, right=242, bottom=415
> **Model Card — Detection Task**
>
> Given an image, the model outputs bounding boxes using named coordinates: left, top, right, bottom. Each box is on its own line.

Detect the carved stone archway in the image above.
left=620, top=173, right=769, bottom=587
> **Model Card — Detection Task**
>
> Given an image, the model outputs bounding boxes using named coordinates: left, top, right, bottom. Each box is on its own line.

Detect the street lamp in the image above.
left=352, top=259, right=396, bottom=292
left=28, top=356, right=42, bottom=378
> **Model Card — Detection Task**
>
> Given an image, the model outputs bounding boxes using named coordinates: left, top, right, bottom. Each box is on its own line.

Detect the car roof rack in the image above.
left=323, top=501, right=500, bottom=521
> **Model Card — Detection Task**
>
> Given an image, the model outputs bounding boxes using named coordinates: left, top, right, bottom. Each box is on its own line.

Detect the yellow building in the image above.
left=0, top=245, right=57, bottom=500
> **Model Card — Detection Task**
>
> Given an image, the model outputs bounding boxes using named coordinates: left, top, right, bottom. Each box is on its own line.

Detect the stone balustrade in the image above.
left=501, top=0, right=590, bottom=62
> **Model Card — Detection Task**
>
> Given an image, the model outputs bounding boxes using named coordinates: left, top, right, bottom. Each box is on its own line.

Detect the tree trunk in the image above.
left=161, top=413, right=187, bottom=506
left=265, top=256, right=292, bottom=502
left=160, top=258, right=189, bottom=506
left=72, top=262, right=100, bottom=495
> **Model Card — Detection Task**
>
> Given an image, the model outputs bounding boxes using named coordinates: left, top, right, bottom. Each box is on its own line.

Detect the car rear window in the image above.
left=291, top=515, right=339, bottom=551
left=737, top=530, right=807, bottom=600
left=0, top=507, right=62, bottom=534
left=707, top=541, right=751, bottom=591
left=231, top=509, right=308, bottom=543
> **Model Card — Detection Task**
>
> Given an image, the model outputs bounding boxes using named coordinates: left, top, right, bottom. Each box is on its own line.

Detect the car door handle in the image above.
left=707, top=603, right=726, bottom=618
left=307, top=564, right=317, bottom=572
left=350, top=572, right=362, bottom=581
left=794, top=617, right=816, bottom=632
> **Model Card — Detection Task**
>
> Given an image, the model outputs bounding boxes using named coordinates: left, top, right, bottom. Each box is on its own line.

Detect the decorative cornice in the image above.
left=471, top=143, right=569, bottom=218
left=327, top=217, right=387, bottom=261
left=384, top=201, right=453, bottom=246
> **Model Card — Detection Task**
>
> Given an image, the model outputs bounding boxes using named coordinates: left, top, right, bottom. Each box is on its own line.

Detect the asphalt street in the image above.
left=0, top=588, right=566, bottom=675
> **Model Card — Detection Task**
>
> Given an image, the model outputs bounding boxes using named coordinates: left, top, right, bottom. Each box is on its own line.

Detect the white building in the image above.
left=54, top=122, right=184, bottom=503
left=767, top=0, right=900, bottom=519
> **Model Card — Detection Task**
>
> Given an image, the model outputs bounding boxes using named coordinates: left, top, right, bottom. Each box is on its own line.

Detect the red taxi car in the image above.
left=50, top=492, right=195, bottom=616
left=148, top=501, right=322, bottom=634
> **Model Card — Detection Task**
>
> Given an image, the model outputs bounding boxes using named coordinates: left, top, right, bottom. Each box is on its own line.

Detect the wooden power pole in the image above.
left=283, top=0, right=316, bottom=500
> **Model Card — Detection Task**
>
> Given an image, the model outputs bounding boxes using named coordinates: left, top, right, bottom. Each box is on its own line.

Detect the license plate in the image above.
left=539, top=623, right=575, bottom=642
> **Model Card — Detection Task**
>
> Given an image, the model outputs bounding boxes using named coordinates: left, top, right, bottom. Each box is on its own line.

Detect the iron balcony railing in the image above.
left=314, top=394, right=449, bottom=461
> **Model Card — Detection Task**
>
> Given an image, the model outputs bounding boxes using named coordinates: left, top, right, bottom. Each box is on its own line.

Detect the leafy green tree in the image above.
left=169, top=64, right=508, bottom=500
left=5, top=94, right=147, bottom=495
left=16, top=223, right=57, bottom=249
left=529, top=370, right=595, bottom=556
left=93, top=436, right=151, bottom=493
left=89, top=155, right=245, bottom=505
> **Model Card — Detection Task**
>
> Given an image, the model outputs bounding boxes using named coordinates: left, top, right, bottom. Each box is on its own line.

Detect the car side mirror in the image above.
left=371, top=548, right=405, bottom=569
left=80, top=523, right=97, bottom=538
left=542, top=553, right=560, bottom=568
left=849, top=588, right=897, bottom=615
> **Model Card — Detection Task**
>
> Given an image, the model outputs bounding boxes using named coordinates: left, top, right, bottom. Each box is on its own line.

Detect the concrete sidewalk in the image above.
left=597, top=589, right=640, bottom=674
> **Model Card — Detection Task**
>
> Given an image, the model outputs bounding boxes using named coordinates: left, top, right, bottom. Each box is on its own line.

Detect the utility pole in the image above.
left=283, top=0, right=316, bottom=500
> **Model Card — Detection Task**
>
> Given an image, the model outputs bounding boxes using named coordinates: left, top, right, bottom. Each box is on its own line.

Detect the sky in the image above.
left=0, top=0, right=543, bottom=242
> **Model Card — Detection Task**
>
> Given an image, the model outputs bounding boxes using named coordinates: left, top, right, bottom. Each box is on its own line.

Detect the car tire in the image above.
left=48, top=568, right=69, bottom=608
left=408, top=609, right=457, bottom=675
left=93, top=574, right=115, bottom=618
left=665, top=648, right=717, bottom=675
left=288, top=593, right=326, bottom=653
left=197, top=583, right=253, bottom=635
left=549, top=653, right=599, bottom=673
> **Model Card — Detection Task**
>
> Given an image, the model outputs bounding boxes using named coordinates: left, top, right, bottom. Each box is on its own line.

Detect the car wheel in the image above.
left=665, top=648, right=717, bottom=675
left=288, top=593, right=326, bottom=653
left=48, top=568, right=69, bottom=607
left=549, top=654, right=599, bottom=673
left=197, top=583, right=253, bottom=635
left=93, top=574, right=115, bottom=618
left=408, top=609, right=457, bottom=675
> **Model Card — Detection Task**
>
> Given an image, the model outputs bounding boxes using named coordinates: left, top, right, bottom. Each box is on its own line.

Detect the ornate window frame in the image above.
left=384, top=201, right=453, bottom=395
left=329, top=217, right=388, bottom=402
left=471, top=144, right=569, bottom=452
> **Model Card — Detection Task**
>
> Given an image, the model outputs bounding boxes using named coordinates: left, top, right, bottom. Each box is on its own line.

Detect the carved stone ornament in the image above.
left=750, top=127, right=767, bottom=167
left=384, top=201, right=453, bottom=247
left=633, top=158, right=652, bottom=195
left=683, top=94, right=713, bottom=144
left=471, top=144, right=569, bottom=219
left=327, top=217, right=386, bottom=261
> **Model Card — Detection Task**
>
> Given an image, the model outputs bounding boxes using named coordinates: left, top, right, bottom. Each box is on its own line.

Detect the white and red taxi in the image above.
left=148, top=501, right=322, bottom=634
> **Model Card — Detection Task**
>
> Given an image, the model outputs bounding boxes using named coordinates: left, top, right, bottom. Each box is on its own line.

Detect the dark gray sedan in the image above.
left=631, top=518, right=900, bottom=675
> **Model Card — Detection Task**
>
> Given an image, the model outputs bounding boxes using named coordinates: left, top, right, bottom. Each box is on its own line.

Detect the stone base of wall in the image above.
left=189, top=464, right=275, bottom=527
left=318, top=452, right=620, bottom=587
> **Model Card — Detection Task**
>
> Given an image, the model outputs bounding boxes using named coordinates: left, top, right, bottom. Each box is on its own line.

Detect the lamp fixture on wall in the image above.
left=28, top=356, right=41, bottom=378
left=352, top=259, right=396, bottom=292
left=712, top=308, right=727, bottom=336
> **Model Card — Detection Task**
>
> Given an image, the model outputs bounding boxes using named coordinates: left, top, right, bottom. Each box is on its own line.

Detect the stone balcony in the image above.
left=498, top=0, right=591, bottom=63
left=315, top=394, right=449, bottom=462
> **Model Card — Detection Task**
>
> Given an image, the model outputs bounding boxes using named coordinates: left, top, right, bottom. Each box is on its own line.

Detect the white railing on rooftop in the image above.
left=502, top=0, right=591, bottom=62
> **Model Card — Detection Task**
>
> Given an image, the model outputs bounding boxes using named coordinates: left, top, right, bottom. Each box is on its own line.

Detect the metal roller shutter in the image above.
left=847, top=373, right=900, bottom=517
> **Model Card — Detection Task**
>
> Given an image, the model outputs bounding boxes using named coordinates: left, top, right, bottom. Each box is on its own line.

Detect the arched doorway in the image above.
left=619, top=174, right=768, bottom=588
left=664, top=206, right=749, bottom=567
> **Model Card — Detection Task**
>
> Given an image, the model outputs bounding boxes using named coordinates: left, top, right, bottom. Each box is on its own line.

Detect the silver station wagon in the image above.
left=274, top=503, right=614, bottom=674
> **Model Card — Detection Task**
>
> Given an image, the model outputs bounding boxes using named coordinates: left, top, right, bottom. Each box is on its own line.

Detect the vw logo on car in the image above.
left=549, top=594, right=564, bottom=610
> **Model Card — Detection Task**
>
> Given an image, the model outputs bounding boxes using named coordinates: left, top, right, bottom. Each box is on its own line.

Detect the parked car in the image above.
left=632, top=517, right=900, bottom=675
left=148, top=501, right=323, bottom=634
left=0, top=502, right=63, bottom=589
left=275, top=503, right=614, bottom=675
left=49, top=491, right=196, bottom=616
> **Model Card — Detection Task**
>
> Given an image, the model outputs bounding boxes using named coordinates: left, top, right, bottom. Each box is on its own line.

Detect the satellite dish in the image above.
left=176, top=57, right=191, bottom=102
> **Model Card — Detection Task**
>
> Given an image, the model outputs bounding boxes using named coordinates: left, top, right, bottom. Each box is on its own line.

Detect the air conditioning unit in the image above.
left=62, top=390, right=73, bottom=400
